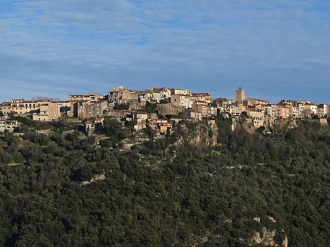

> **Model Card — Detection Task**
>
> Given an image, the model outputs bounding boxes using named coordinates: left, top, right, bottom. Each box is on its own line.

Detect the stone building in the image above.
left=69, top=93, right=104, bottom=117
left=170, top=88, right=192, bottom=95
left=32, top=101, right=70, bottom=121
left=0, top=119, right=19, bottom=132
left=87, top=100, right=108, bottom=118
left=108, top=86, right=139, bottom=105
left=236, top=87, right=245, bottom=104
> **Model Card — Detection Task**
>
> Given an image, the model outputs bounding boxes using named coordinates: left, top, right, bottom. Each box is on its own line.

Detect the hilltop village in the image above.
left=1, top=86, right=330, bottom=247
left=1, top=86, right=329, bottom=135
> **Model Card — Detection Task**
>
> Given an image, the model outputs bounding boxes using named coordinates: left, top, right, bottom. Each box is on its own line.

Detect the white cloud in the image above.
left=0, top=0, right=330, bottom=103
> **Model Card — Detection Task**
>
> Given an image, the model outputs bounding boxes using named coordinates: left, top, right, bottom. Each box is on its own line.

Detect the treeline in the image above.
left=0, top=118, right=330, bottom=246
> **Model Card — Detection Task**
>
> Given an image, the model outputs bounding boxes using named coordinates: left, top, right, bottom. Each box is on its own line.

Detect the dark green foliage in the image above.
left=23, top=131, right=50, bottom=146
left=256, top=126, right=265, bottom=133
left=10, top=116, right=78, bottom=132
left=13, top=126, right=22, bottom=133
left=87, top=136, right=96, bottom=145
left=103, top=117, right=126, bottom=143
left=144, top=101, right=158, bottom=113
left=216, top=117, right=232, bottom=144
left=144, top=126, right=157, bottom=140
left=114, top=103, right=130, bottom=110
left=160, top=99, right=169, bottom=104
left=0, top=120, right=330, bottom=246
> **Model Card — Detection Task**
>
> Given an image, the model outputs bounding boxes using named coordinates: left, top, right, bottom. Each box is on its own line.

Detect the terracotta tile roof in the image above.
left=91, top=100, right=107, bottom=104
left=193, top=93, right=210, bottom=96
left=246, top=98, right=270, bottom=103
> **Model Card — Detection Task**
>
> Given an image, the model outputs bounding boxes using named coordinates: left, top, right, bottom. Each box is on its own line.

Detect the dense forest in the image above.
left=1, top=117, right=330, bottom=246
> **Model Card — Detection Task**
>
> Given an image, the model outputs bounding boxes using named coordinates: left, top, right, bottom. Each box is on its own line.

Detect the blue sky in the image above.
left=1, top=0, right=330, bottom=103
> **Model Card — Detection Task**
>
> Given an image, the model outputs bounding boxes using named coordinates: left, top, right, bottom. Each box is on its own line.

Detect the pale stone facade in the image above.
left=0, top=99, right=44, bottom=115
left=171, top=94, right=193, bottom=108
left=303, top=103, right=317, bottom=118
left=192, top=101, right=208, bottom=116
left=0, top=102, right=12, bottom=115
left=171, top=88, right=192, bottom=95
left=232, top=104, right=246, bottom=116
left=72, top=101, right=90, bottom=119
left=32, top=101, right=69, bottom=122
left=160, top=123, right=172, bottom=133
left=0, top=119, right=19, bottom=132
left=236, top=88, right=245, bottom=104
left=183, top=109, right=203, bottom=121
left=69, top=93, right=104, bottom=117
left=85, top=118, right=104, bottom=136
left=317, top=104, right=328, bottom=117
left=108, top=87, right=139, bottom=105
left=192, top=93, right=211, bottom=104
left=133, top=111, right=148, bottom=130
left=87, top=100, right=108, bottom=118
left=244, top=98, right=270, bottom=106
left=245, top=109, right=264, bottom=128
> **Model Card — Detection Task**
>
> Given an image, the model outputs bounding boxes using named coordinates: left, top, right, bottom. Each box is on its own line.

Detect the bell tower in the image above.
left=236, top=87, right=245, bottom=104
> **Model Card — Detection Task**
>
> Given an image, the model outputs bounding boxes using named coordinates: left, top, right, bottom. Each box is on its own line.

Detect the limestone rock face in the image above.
left=282, top=237, right=288, bottom=247
left=157, top=104, right=185, bottom=116
left=81, top=173, right=106, bottom=186
left=250, top=228, right=288, bottom=247
left=251, top=228, right=276, bottom=246
left=232, top=118, right=255, bottom=134
left=184, top=121, right=218, bottom=147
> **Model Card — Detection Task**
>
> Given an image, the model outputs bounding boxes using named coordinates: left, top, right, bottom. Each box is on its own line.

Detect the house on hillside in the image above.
left=85, top=118, right=104, bottom=136
left=108, top=86, right=139, bottom=105
left=88, top=100, right=108, bottom=118
left=132, top=111, right=148, bottom=131
left=32, top=101, right=70, bottom=122
left=148, top=118, right=172, bottom=134
left=183, top=109, right=203, bottom=121
left=170, top=88, right=192, bottom=95
left=0, top=119, right=19, bottom=132
left=244, top=109, right=264, bottom=128
left=171, top=94, right=193, bottom=108
left=69, top=93, right=104, bottom=117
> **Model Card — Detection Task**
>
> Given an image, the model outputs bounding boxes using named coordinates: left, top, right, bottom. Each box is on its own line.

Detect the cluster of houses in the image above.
left=1, top=86, right=329, bottom=134
left=229, top=88, right=329, bottom=128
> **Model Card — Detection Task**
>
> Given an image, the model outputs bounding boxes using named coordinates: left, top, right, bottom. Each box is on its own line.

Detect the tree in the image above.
left=58, top=117, right=70, bottom=128
left=32, top=95, right=60, bottom=101
left=114, top=103, right=129, bottom=110
left=303, top=109, right=312, bottom=119
left=160, top=99, right=169, bottom=104
left=103, top=117, right=125, bottom=143
left=144, top=102, right=158, bottom=113
left=9, top=111, right=16, bottom=119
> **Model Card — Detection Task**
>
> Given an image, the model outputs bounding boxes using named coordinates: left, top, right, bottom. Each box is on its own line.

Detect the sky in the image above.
left=1, top=0, right=330, bottom=104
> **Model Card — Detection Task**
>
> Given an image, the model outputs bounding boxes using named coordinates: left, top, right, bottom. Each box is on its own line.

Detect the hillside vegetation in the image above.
left=0, top=118, right=330, bottom=246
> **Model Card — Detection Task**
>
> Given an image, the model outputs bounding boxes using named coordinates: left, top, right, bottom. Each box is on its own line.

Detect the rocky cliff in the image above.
left=176, top=120, right=218, bottom=147
left=250, top=228, right=288, bottom=247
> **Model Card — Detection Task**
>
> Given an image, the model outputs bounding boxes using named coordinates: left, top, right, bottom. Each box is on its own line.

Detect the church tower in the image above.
left=236, top=87, right=245, bottom=104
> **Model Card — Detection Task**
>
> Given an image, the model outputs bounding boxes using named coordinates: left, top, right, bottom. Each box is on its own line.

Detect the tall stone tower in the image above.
left=236, top=87, right=245, bottom=104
